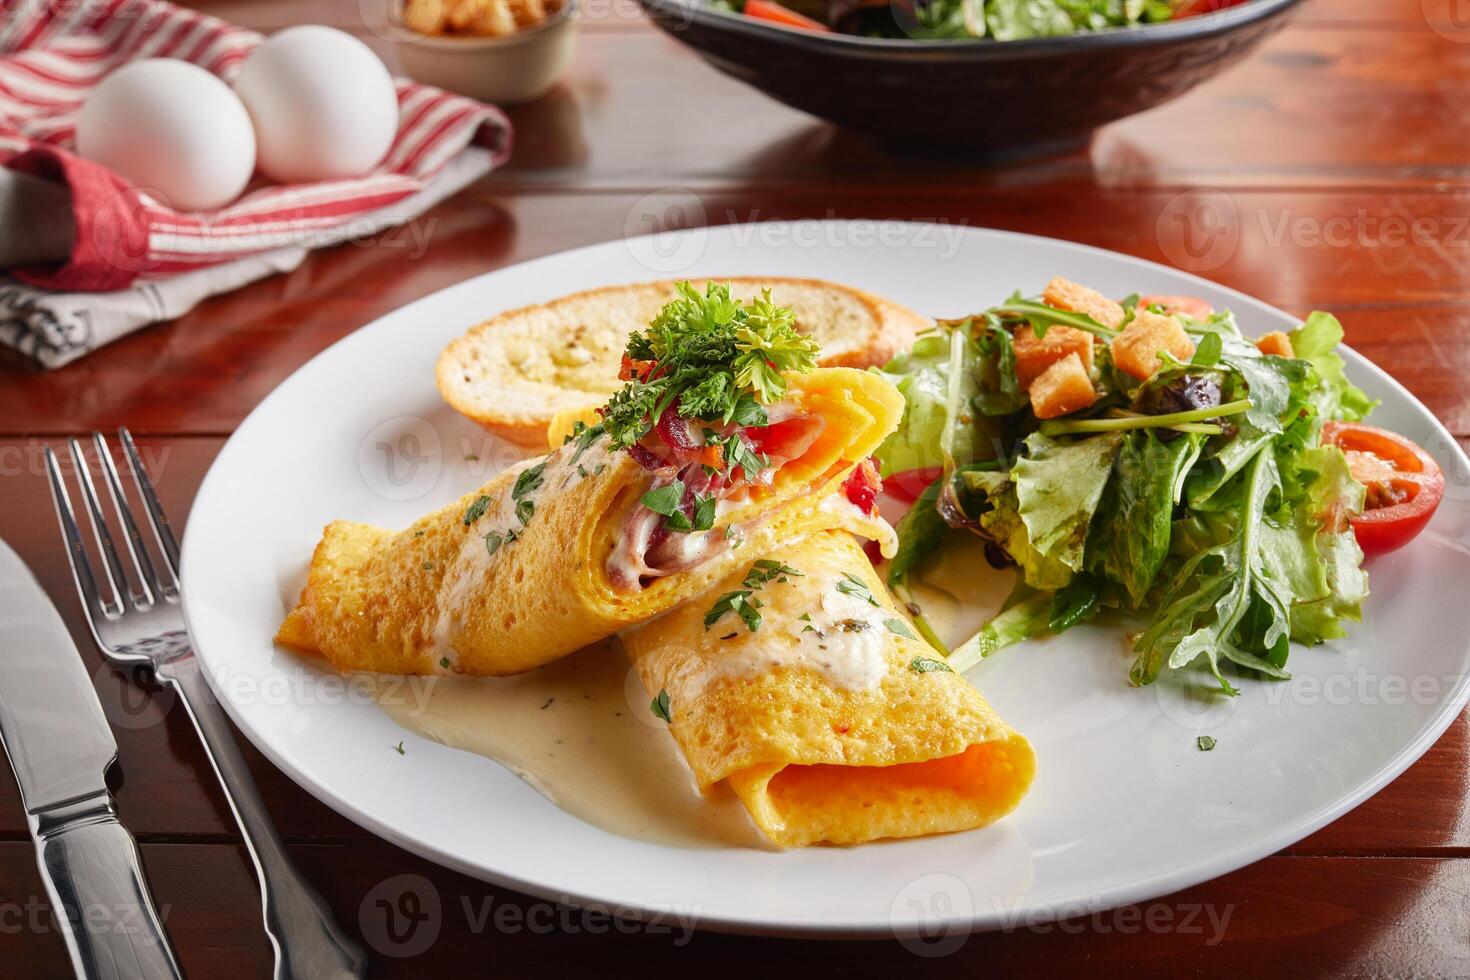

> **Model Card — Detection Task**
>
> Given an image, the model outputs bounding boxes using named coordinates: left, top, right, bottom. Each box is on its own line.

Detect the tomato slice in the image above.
left=744, top=0, right=829, bottom=31
left=1138, top=295, right=1215, bottom=319
left=884, top=466, right=943, bottom=504
left=1322, top=421, right=1444, bottom=556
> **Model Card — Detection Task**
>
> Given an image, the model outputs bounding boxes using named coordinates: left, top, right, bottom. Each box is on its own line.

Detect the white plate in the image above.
left=182, top=223, right=1470, bottom=939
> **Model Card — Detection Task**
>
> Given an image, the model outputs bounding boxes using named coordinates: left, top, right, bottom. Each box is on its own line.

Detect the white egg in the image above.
left=234, top=26, right=399, bottom=184
left=76, top=59, right=256, bottom=212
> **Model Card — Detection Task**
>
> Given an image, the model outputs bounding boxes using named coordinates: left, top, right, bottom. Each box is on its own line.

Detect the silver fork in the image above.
left=46, top=429, right=368, bottom=980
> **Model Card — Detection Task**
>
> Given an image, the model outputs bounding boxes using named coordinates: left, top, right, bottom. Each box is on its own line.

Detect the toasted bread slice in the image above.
left=436, top=278, right=928, bottom=447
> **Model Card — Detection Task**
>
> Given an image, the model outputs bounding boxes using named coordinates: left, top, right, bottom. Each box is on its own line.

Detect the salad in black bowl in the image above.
left=639, top=0, right=1303, bottom=156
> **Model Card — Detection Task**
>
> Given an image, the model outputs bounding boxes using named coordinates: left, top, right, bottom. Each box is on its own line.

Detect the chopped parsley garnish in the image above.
left=393, top=741, right=405, bottom=755
left=421, top=562, right=433, bottom=571
left=484, top=530, right=505, bottom=556
left=599, top=282, right=820, bottom=452
left=412, top=530, right=424, bottom=538
left=515, top=498, right=534, bottom=526
left=884, top=618, right=918, bottom=639
left=836, top=572, right=880, bottom=607
left=690, top=493, right=718, bottom=531
left=1197, top=736, right=1217, bottom=752
left=462, top=494, right=491, bottom=526
left=704, top=589, right=762, bottom=633
left=513, top=461, right=547, bottom=500
left=439, top=657, right=450, bottom=669
left=707, top=431, right=769, bottom=483
left=909, top=656, right=954, bottom=674
left=565, top=420, right=606, bottom=468
left=650, top=689, right=672, bottom=723
left=744, top=559, right=802, bottom=588
left=641, top=481, right=686, bottom=517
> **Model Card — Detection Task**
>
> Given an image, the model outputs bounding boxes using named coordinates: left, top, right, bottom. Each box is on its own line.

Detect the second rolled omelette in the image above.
left=621, top=531, right=1035, bottom=848
left=277, top=368, right=901, bottom=676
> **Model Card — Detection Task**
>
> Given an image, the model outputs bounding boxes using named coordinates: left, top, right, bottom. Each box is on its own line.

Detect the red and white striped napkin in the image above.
left=0, top=0, right=513, bottom=367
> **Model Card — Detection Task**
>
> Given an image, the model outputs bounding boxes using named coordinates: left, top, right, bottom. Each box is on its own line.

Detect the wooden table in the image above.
left=3, top=0, right=1469, bottom=974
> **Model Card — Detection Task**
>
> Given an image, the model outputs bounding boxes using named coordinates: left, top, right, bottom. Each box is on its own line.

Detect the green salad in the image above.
left=873, top=280, right=1378, bottom=696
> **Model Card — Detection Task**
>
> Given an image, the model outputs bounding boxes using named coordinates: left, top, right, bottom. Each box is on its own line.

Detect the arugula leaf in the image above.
left=1132, top=450, right=1294, bottom=695
left=991, top=293, right=1117, bottom=340
left=887, top=475, right=949, bottom=586
left=1048, top=572, right=1101, bottom=634
left=1088, top=431, right=1204, bottom=606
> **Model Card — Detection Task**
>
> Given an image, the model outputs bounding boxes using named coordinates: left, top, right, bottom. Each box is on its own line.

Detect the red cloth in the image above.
left=0, top=0, right=512, bottom=292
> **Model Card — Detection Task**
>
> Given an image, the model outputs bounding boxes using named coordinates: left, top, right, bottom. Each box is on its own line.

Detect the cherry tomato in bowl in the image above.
left=1322, top=421, right=1445, bottom=556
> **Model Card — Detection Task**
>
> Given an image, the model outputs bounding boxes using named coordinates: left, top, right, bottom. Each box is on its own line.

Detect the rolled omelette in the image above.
left=620, top=531, right=1036, bottom=848
left=276, top=368, right=902, bottom=676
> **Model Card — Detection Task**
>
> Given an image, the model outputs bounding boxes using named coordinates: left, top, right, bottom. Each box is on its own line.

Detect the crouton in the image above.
left=1042, top=277, right=1125, bottom=330
left=1030, top=353, right=1097, bottom=419
left=1256, top=331, right=1295, bottom=358
left=1110, top=310, right=1196, bottom=381
left=1013, top=324, right=1095, bottom=390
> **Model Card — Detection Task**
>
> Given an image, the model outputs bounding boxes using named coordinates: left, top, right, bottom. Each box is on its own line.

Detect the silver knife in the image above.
left=0, top=541, right=182, bottom=980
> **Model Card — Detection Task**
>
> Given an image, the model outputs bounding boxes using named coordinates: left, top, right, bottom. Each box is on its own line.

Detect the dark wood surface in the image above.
left=3, top=1, right=1470, bottom=975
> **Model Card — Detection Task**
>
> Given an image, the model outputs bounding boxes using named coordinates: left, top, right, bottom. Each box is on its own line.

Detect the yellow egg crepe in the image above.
left=620, top=531, right=1036, bottom=848
left=276, top=368, right=902, bottom=676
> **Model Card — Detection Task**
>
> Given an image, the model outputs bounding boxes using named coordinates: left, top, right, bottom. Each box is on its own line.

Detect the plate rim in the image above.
left=180, top=220, right=1470, bottom=938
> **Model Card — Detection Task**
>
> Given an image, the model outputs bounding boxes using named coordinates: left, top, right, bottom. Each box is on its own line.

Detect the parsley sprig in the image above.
left=600, top=282, right=819, bottom=451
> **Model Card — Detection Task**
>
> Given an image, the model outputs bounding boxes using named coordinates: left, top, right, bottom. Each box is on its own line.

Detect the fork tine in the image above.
left=44, top=446, right=118, bottom=621
left=119, top=427, right=181, bottom=582
left=69, top=436, right=151, bottom=609
left=94, top=431, right=172, bottom=602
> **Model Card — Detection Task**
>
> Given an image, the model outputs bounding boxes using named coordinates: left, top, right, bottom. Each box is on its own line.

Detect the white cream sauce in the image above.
left=433, top=438, right=617, bottom=665
left=369, top=640, right=767, bottom=849
left=901, top=532, right=1016, bottom=648
left=662, top=568, right=892, bottom=702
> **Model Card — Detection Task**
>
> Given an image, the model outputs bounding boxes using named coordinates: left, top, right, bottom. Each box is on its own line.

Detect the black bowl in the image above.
left=636, top=0, right=1305, bottom=159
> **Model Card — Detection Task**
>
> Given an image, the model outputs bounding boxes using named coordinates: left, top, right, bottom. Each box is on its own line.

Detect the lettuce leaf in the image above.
left=1289, top=312, right=1377, bottom=422
left=961, top=432, right=1120, bottom=590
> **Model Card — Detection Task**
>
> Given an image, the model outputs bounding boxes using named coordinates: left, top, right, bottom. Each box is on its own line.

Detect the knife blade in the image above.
left=0, top=540, right=181, bottom=980
left=0, top=541, right=116, bottom=814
